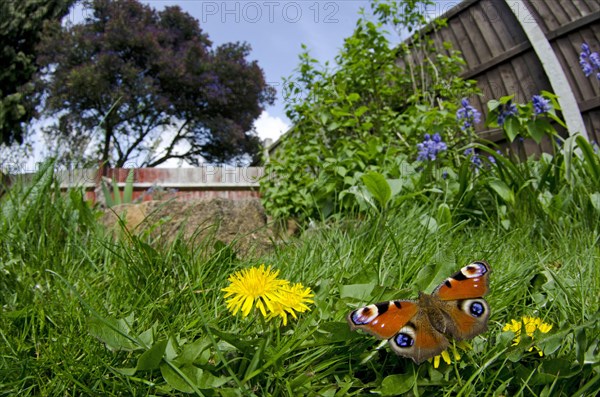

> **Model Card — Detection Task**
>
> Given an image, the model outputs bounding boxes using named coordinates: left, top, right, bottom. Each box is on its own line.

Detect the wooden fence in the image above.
left=268, top=0, right=600, bottom=158
left=50, top=167, right=265, bottom=202
left=424, top=0, right=600, bottom=152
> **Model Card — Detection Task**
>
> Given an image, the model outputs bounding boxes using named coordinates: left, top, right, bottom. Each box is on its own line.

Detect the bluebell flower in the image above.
left=442, top=170, right=449, bottom=179
left=497, top=102, right=518, bottom=126
left=590, top=52, right=600, bottom=69
left=464, top=148, right=482, bottom=168
left=456, top=98, right=481, bottom=130
left=579, top=42, right=600, bottom=80
left=532, top=95, right=551, bottom=115
left=488, top=150, right=502, bottom=164
left=417, top=133, right=447, bottom=161
left=582, top=43, right=590, bottom=53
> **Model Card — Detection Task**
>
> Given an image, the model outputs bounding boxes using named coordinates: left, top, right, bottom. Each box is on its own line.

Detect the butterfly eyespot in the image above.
left=395, top=332, right=414, bottom=348
left=469, top=301, right=485, bottom=317
left=350, top=305, right=379, bottom=325
left=465, top=262, right=488, bottom=276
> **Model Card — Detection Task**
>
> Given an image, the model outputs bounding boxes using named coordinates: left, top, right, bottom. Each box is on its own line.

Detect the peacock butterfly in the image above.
left=347, top=261, right=491, bottom=364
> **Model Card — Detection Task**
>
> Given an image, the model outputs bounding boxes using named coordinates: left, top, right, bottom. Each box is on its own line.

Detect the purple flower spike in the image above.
left=532, top=95, right=551, bottom=115
left=417, top=133, right=447, bottom=162
left=456, top=98, right=482, bottom=131
left=497, top=102, right=518, bottom=126
left=579, top=42, right=600, bottom=79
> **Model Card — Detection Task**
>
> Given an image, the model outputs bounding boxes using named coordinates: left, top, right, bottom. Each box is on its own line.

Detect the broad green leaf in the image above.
left=347, top=93, right=360, bottom=102
left=177, top=338, right=211, bottom=366
left=387, top=178, right=403, bottom=196
left=362, top=172, right=391, bottom=208
left=340, top=283, right=376, bottom=301
left=504, top=117, right=520, bottom=142
left=419, top=214, right=438, bottom=232
left=487, top=99, right=501, bottom=112
left=378, top=373, right=415, bottom=396
left=326, top=121, right=340, bottom=131
left=589, top=193, right=600, bottom=212
left=138, top=322, right=158, bottom=348
left=137, top=339, right=167, bottom=371
left=354, top=105, right=369, bottom=117
left=488, top=179, right=515, bottom=205
left=526, top=119, right=549, bottom=144
left=114, top=367, right=137, bottom=376
left=88, top=316, right=139, bottom=352
left=160, top=362, right=203, bottom=394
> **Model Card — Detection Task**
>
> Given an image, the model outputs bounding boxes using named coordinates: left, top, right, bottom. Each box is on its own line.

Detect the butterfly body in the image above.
left=348, top=261, right=491, bottom=364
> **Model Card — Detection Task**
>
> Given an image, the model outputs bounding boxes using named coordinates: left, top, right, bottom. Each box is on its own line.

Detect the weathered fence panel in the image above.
left=49, top=167, right=264, bottom=202
left=426, top=0, right=599, bottom=150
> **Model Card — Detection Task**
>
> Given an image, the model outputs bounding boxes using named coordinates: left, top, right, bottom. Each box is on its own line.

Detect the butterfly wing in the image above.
left=347, top=261, right=492, bottom=364
left=348, top=300, right=449, bottom=364
left=433, top=261, right=491, bottom=300
left=347, top=300, right=418, bottom=339
left=432, top=261, right=491, bottom=340
left=387, top=310, right=449, bottom=364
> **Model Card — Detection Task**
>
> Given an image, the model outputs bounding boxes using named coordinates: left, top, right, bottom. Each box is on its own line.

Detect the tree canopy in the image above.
left=36, top=0, right=275, bottom=167
left=0, top=0, right=76, bottom=146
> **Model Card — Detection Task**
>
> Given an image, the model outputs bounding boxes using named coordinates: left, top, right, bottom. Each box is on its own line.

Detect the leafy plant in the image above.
left=100, top=168, right=135, bottom=208
left=261, top=0, right=478, bottom=222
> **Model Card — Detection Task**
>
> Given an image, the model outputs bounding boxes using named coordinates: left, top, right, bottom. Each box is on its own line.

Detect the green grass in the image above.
left=1, top=165, right=599, bottom=396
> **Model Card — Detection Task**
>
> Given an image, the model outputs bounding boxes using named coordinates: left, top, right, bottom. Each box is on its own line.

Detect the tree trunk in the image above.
left=101, top=123, right=112, bottom=176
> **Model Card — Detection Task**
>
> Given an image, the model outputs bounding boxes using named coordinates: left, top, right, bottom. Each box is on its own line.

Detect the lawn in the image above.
left=0, top=164, right=598, bottom=396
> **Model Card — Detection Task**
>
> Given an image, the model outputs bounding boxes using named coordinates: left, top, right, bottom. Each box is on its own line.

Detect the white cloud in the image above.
left=254, top=111, right=289, bottom=143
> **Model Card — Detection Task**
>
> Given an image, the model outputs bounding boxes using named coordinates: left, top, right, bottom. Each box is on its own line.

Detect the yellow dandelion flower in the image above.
left=267, top=283, right=314, bottom=325
left=429, top=341, right=467, bottom=368
left=222, top=265, right=288, bottom=318
left=503, top=316, right=553, bottom=356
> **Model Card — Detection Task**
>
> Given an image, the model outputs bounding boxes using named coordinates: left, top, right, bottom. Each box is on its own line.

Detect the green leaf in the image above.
left=589, top=193, right=600, bottom=213
left=101, top=181, right=115, bottom=207
left=504, top=117, right=520, bottom=142
left=419, top=214, right=438, bottom=232
left=326, top=121, right=340, bottom=131
left=378, top=373, right=415, bottom=396
left=111, top=177, right=121, bottom=205
left=347, top=93, right=360, bottom=102
left=123, top=169, right=134, bottom=204
left=88, top=316, right=139, bottom=352
left=354, top=105, right=369, bottom=117
left=387, top=178, right=403, bottom=196
left=488, top=179, right=515, bottom=205
left=113, top=367, right=137, bottom=376
left=340, top=283, right=375, bottom=301
left=526, top=119, right=550, bottom=144
left=576, top=135, right=600, bottom=183
left=362, top=172, right=391, bottom=208
left=177, top=338, right=211, bottom=365
left=436, top=203, right=452, bottom=226
left=160, top=362, right=204, bottom=394
left=136, top=339, right=167, bottom=371
left=487, top=99, right=501, bottom=112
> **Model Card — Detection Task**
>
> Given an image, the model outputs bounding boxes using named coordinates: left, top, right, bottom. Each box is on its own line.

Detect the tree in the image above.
left=0, top=0, right=76, bottom=146
left=36, top=0, right=275, bottom=167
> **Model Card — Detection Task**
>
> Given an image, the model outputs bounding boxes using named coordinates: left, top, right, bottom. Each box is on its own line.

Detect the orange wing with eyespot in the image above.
left=434, top=261, right=491, bottom=301
left=347, top=300, right=418, bottom=339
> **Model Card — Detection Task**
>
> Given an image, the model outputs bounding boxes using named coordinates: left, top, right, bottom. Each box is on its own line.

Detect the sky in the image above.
left=16, top=0, right=458, bottom=169
left=141, top=0, right=373, bottom=143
